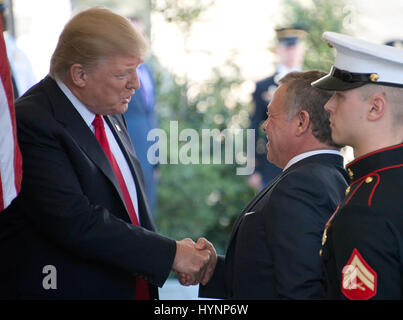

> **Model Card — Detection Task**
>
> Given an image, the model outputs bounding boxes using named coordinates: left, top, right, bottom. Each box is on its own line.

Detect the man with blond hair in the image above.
left=312, top=32, right=403, bottom=300
left=0, top=7, right=215, bottom=300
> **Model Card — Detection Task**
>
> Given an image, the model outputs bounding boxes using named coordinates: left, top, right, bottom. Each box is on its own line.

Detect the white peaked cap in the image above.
left=312, top=32, right=403, bottom=90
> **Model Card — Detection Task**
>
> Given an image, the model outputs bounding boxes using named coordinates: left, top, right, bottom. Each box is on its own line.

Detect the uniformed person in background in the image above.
left=384, top=39, right=403, bottom=49
left=248, top=25, right=307, bottom=190
left=312, top=32, right=403, bottom=300
left=0, top=0, right=36, bottom=98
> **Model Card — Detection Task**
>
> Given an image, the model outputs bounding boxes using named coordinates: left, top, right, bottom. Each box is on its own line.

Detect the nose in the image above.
left=127, top=70, right=140, bottom=91
left=324, top=94, right=336, bottom=113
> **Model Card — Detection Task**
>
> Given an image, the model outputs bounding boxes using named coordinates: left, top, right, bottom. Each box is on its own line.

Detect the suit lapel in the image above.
left=104, top=115, right=155, bottom=231
left=227, top=153, right=345, bottom=249
left=43, top=77, right=128, bottom=220
left=243, top=173, right=283, bottom=213
left=224, top=152, right=345, bottom=296
left=223, top=170, right=283, bottom=296
left=228, top=172, right=283, bottom=245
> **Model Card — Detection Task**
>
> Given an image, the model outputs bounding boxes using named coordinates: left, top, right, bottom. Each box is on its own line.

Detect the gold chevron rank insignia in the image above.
left=341, top=248, right=377, bottom=300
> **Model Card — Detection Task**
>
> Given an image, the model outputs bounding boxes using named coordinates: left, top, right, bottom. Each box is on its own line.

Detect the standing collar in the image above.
left=346, top=143, right=403, bottom=182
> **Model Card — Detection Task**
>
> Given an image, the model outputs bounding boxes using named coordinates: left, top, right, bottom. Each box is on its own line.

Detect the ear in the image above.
left=295, top=110, right=310, bottom=136
left=367, top=94, right=386, bottom=121
left=69, top=64, right=87, bottom=88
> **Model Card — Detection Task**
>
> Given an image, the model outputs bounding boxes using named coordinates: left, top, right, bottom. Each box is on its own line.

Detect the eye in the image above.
left=335, top=92, right=345, bottom=101
left=115, top=74, right=127, bottom=80
left=115, top=70, right=132, bottom=80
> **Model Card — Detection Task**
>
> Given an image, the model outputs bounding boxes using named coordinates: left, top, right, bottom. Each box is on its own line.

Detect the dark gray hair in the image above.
left=279, top=70, right=340, bottom=147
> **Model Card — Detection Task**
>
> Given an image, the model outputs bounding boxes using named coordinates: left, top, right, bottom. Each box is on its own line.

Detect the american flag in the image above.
left=0, top=18, right=22, bottom=211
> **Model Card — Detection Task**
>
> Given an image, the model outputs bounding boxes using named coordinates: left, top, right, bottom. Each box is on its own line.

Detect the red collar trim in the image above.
left=346, top=143, right=403, bottom=168
left=350, top=163, right=403, bottom=187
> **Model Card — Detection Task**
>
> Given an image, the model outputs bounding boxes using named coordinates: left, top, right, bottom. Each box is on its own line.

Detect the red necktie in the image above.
left=92, top=115, right=150, bottom=300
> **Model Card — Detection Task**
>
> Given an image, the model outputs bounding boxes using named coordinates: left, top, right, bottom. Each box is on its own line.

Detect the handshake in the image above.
left=172, top=238, right=217, bottom=286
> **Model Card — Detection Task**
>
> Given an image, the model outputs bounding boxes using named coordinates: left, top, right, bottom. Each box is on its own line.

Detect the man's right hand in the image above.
left=172, top=238, right=211, bottom=285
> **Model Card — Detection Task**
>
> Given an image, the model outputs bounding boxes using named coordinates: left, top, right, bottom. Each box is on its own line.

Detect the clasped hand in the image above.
left=172, top=237, right=217, bottom=286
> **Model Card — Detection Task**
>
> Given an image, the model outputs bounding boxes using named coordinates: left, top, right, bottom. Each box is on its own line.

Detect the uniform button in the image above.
left=348, top=168, right=354, bottom=179
left=365, top=176, right=373, bottom=183
left=345, top=186, right=351, bottom=195
left=319, top=249, right=323, bottom=256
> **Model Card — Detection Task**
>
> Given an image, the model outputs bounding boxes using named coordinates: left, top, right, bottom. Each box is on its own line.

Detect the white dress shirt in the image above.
left=283, top=149, right=342, bottom=172
left=56, top=79, right=140, bottom=223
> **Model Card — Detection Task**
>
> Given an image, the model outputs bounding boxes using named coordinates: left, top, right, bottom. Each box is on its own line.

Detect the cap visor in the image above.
left=311, top=74, right=365, bottom=91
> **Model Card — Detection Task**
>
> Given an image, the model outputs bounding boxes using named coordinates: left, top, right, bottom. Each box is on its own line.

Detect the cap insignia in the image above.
left=369, top=73, right=379, bottom=82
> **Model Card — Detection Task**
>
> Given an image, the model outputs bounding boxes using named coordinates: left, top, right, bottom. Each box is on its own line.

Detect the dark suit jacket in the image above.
left=0, top=76, right=176, bottom=299
left=200, top=153, right=349, bottom=299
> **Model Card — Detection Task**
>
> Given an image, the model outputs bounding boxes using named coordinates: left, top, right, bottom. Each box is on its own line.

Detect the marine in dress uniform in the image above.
left=312, top=32, right=403, bottom=300
left=384, top=39, right=403, bottom=49
left=249, top=26, right=306, bottom=189
left=0, top=0, right=36, bottom=98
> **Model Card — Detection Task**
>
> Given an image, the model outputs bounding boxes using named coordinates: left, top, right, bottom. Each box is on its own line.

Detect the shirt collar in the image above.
left=283, top=149, right=342, bottom=171
left=55, top=78, right=96, bottom=129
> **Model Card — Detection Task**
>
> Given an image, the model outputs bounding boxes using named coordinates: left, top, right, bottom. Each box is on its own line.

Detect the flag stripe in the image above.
left=0, top=19, right=22, bottom=211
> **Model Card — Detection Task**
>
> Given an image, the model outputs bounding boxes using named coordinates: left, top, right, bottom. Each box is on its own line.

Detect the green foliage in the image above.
left=151, top=0, right=214, bottom=32
left=73, top=0, right=350, bottom=258
left=151, top=55, right=256, bottom=255
left=152, top=0, right=349, bottom=256
left=284, top=0, right=348, bottom=71
left=149, top=0, right=257, bottom=255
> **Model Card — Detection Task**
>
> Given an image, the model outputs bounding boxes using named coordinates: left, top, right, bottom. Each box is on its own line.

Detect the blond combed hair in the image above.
left=50, top=7, right=148, bottom=80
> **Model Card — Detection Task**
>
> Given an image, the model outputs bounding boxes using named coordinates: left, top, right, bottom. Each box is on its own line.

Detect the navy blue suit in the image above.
left=0, top=76, right=176, bottom=299
left=200, top=153, right=348, bottom=299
